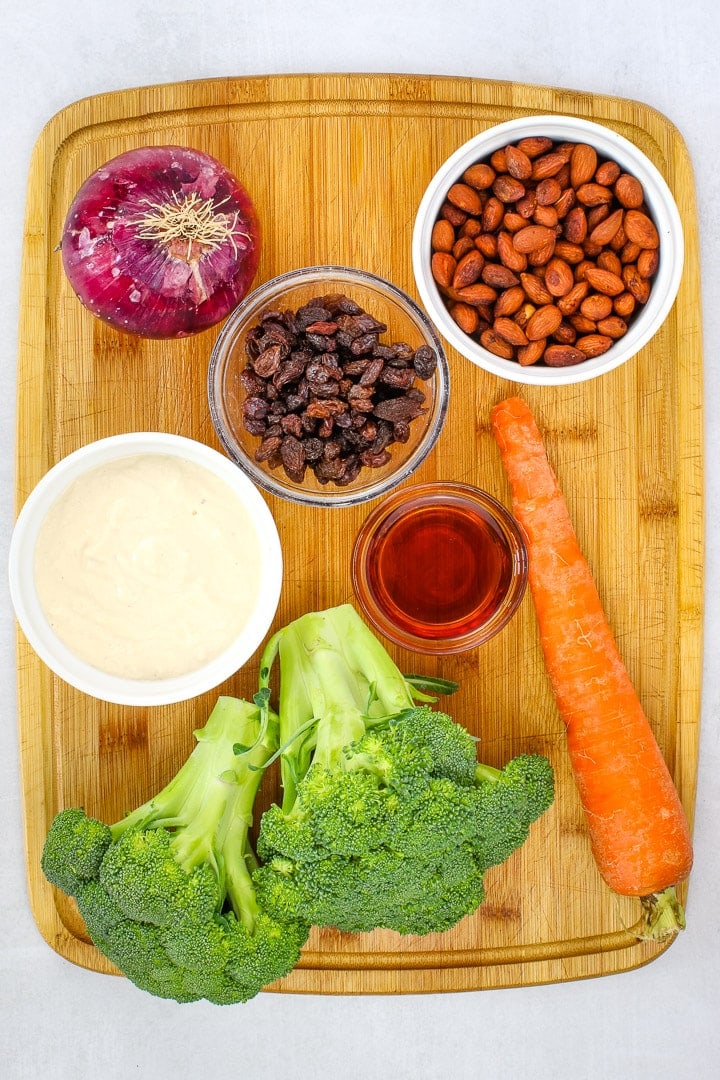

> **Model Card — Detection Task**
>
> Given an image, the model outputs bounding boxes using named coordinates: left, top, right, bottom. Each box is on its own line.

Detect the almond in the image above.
left=580, top=293, right=613, bottom=320
left=526, top=303, right=563, bottom=341
left=482, top=197, right=504, bottom=232
left=493, top=175, right=527, bottom=203
left=576, top=182, right=615, bottom=207
left=613, top=292, right=636, bottom=317
left=431, top=219, right=455, bottom=253
left=528, top=240, right=556, bottom=266
left=563, top=205, right=588, bottom=244
left=535, top=178, right=563, bottom=206
left=520, top=272, right=553, bottom=305
left=450, top=302, right=480, bottom=335
left=452, top=236, right=476, bottom=261
left=515, top=192, right=538, bottom=219
left=513, top=224, right=557, bottom=253
left=554, top=187, right=577, bottom=218
left=553, top=240, right=585, bottom=264
left=556, top=280, right=589, bottom=315
left=569, top=314, right=598, bottom=334
left=452, top=248, right=485, bottom=288
left=475, top=233, right=498, bottom=259
left=589, top=207, right=624, bottom=246
left=597, top=315, right=628, bottom=339
left=614, top=173, right=645, bottom=209
left=597, top=250, right=623, bottom=277
left=440, top=201, right=468, bottom=227
left=456, top=282, right=499, bottom=307
left=502, top=211, right=528, bottom=233
left=515, top=136, right=553, bottom=158
left=575, top=333, right=613, bottom=358
left=431, top=251, right=456, bottom=289
left=517, top=339, right=546, bottom=365
left=544, top=257, right=575, bottom=297
left=497, top=230, right=528, bottom=272
left=462, top=162, right=496, bottom=190
left=623, top=209, right=660, bottom=249
left=447, top=183, right=483, bottom=216
left=552, top=321, right=577, bottom=345
left=531, top=151, right=567, bottom=180
left=493, top=284, right=526, bottom=317
left=583, top=266, right=625, bottom=296
left=480, top=328, right=515, bottom=359
left=637, top=248, right=660, bottom=278
left=570, top=143, right=598, bottom=187
left=622, top=263, right=651, bottom=304
left=544, top=344, right=587, bottom=367
left=533, top=204, right=559, bottom=228
left=494, top=316, right=529, bottom=347
left=505, top=144, right=533, bottom=180
left=595, top=160, right=621, bottom=186
left=482, top=264, right=520, bottom=289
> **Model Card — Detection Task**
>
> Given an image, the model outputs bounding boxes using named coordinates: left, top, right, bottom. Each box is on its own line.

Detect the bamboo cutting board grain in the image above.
left=15, top=74, right=703, bottom=993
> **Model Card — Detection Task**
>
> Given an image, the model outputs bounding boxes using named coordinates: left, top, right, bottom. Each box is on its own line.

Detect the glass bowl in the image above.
left=8, top=432, right=283, bottom=706
left=208, top=266, right=450, bottom=507
left=352, top=482, right=528, bottom=654
left=412, top=115, right=684, bottom=386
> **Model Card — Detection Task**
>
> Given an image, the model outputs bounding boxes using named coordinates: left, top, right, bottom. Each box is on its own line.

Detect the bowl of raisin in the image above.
left=208, top=265, right=450, bottom=506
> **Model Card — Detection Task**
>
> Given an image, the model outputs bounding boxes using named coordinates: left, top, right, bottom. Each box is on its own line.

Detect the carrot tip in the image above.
left=638, top=886, right=687, bottom=941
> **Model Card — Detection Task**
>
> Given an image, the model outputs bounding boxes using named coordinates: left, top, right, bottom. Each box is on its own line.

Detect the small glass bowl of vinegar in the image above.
left=351, top=482, right=528, bottom=654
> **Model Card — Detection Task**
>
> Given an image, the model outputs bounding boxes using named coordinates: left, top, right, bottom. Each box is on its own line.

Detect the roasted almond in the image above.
left=614, top=173, right=645, bottom=208
left=520, top=271, right=554, bottom=305
left=553, top=240, right=586, bottom=264
left=447, top=183, right=483, bottom=216
left=482, top=196, right=505, bottom=232
left=513, top=224, right=557, bottom=253
left=431, top=218, right=456, bottom=253
left=475, top=233, right=498, bottom=259
left=552, top=321, right=577, bottom=345
left=480, top=328, right=515, bottom=359
left=455, top=282, right=499, bottom=307
left=597, top=250, right=623, bottom=277
left=452, top=236, right=476, bottom=261
left=497, top=231, right=528, bottom=272
left=576, top=182, right=615, bottom=207
left=515, top=136, right=553, bottom=158
left=526, top=304, right=563, bottom=341
left=517, top=338, right=546, bottom=365
left=535, top=178, right=563, bottom=206
left=505, top=144, right=533, bottom=180
left=556, top=280, right=589, bottom=315
left=580, top=293, right=613, bottom=320
left=622, top=263, right=651, bottom=304
left=637, top=248, right=660, bottom=278
left=493, top=175, right=527, bottom=203
left=452, top=248, right=485, bottom=288
left=493, top=284, right=526, bottom=317
left=570, top=143, right=598, bottom=187
left=623, top=209, right=660, bottom=249
left=531, top=151, right=567, bottom=180
left=589, top=207, right=624, bottom=246
left=569, top=313, right=598, bottom=334
left=450, top=302, right=480, bottom=335
left=482, top=263, right=521, bottom=289
left=544, top=344, right=587, bottom=367
left=554, top=187, right=577, bottom=218
left=533, top=204, right=559, bottom=228
left=613, top=292, right=636, bottom=317
left=575, top=333, right=614, bottom=358
left=431, top=251, right=456, bottom=288
left=597, top=315, right=628, bottom=338
left=583, top=266, right=626, bottom=296
left=544, top=257, right=575, bottom=297
left=527, top=240, right=556, bottom=266
left=462, top=162, right=496, bottom=190
left=563, top=206, right=588, bottom=244
left=494, top=316, right=529, bottom=347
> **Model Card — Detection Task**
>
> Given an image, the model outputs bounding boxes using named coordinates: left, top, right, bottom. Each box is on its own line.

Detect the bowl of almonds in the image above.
left=208, top=265, right=450, bottom=506
left=412, top=115, right=684, bottom=384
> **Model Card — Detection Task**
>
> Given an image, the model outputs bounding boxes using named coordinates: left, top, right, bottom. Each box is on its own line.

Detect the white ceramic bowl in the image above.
left=8, top=432, right=283, bottom=706
left=412, top=115, right=684, bottom=385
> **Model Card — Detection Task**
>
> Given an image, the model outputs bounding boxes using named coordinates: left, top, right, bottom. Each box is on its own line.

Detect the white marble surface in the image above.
left=2, top=3, right=718, bottom=1077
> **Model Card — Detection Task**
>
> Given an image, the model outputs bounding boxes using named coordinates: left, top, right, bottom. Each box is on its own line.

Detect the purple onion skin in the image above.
left=61, top=146, right=261, bottom=339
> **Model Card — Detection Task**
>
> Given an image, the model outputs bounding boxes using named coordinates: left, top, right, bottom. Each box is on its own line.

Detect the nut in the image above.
left=430, top=134, right=660, bottom=368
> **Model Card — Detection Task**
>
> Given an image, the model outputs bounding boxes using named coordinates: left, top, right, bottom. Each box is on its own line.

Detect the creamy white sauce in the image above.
left=34, top=453, right=263, bottom=680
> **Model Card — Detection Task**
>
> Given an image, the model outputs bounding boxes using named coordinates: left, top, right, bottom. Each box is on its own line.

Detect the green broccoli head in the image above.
left=40, top=808, right=112, bottom=897
left=473, top=753, right=556, bottom=870
left=40, top=697, right=308, bottom=1005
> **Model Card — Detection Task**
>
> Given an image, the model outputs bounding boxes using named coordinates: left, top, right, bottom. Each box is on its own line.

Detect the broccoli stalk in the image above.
left=41, top=696, right=309, bottom=1005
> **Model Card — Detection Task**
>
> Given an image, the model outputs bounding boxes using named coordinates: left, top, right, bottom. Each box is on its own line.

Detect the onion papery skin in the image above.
left=61, top=146, right=261, bottom=339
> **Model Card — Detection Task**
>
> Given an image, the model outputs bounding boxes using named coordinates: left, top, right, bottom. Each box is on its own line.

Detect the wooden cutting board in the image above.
left=15, top=73, right=703, bottom=993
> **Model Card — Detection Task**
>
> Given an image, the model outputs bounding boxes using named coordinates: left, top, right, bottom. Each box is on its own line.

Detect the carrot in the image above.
left=490, top=395, right=693, bottom=939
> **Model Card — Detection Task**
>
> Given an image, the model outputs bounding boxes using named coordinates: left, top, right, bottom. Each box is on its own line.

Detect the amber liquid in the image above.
left=365, top=500, right=514, bottom=640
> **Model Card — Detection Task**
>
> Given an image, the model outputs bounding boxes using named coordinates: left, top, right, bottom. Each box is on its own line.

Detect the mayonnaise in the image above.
left=34, top=453, right=263, bottom=679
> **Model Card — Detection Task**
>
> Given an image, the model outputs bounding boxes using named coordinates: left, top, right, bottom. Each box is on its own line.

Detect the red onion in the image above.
left=61, top=146, right=261, bottom=339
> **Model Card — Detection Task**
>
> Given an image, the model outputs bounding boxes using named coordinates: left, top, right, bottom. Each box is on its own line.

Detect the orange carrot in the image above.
left=491, top=395, right=693, bottom=939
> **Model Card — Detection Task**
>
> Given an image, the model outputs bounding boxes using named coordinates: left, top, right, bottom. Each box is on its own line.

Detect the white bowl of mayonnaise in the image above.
left=9, top=432, right=283, bottom=705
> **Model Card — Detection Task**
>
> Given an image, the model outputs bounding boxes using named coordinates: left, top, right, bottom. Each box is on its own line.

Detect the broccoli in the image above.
left=254, top=604, right=554, bottom=936
left=41, top=696, right=310, bottom=1005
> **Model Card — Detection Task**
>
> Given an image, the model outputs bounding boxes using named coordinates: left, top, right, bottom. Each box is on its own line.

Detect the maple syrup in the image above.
left=352, top=483, right=527, bottom=653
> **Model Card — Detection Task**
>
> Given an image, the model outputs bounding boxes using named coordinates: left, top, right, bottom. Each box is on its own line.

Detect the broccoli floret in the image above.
left=41, top=696, right=310, bottom=1004
left=254, top=605, right=555, bottom=937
